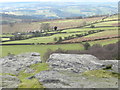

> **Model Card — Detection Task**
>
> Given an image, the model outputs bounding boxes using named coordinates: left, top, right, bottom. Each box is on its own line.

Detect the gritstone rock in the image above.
left=0, top=52, right=42, bottom=88
left=35, top=53, right=119, bottom=88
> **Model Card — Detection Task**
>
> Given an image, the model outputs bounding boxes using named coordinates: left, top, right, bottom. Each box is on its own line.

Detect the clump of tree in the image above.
left=53, top=37, right=63, bottom=43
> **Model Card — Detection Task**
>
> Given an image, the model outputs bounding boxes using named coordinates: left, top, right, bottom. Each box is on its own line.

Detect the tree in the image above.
left=54, top=37, right=57, bottom=42
left=57, top=37, right=62, bottom=42
left=54, top=26, right=58, bottom=31
left=90, top=25, right=95, bottom=28
left=83, top=42, right=91, bottom=50
left=40, top=23, right=51, bottom=32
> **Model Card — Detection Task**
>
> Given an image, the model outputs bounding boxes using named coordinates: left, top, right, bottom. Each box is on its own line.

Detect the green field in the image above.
left=88, top=38, right=119, bottom=46
left=2, top=32, right=85, bottom=44
left=61, top=27, right=118, bottom=33
left=1, top=43, right=84, bottom=60
left=1, top=15, right=119, bottom=59
left=92, top=21, right=118, bottom=27
left=104, top=15, right=118, bottom=21
left=0, top=34, right=14, bottom=37
left=1, top=38, right=10, bottom=41
left=85, top=30, right=118, bottom=38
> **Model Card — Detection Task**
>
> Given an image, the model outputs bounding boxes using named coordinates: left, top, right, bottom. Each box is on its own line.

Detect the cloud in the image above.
left=0, top=0, right=119, bottom=2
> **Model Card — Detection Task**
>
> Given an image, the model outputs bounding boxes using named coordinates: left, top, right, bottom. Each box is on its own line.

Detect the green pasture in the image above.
left=1, top=38, right=10, bottom=41
left=2, top=32, right=84, bottom=44
left=1, top=43, right=84, bottom=60
left=85, top=30, right=118, bottom=38
left=92, top=21, right=118, bottom=27
left=88, top=38, right=119, bottom=46
left=61, top=27, right=118, bottom=33
left=0, top=34, right=14, bottom=37
left=104, top=15, right=118, bottom=21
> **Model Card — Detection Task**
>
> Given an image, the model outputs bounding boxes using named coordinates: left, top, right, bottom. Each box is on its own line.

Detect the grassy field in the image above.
left=1, top=43, right=84, bottom=60
left=85, top=30, right=118, bottom=38
left=1, top=38, right=10, bottom=41
left=0, top=34, right=14, bottom=37
left=92, top=21, right=118, bottom=27
left=2, top=32, right=85, bottom=44
left=1, top=15, right=119, bottom=58
left=104, top=15, right=118, bottom=21
left=61, top=27, right=118, bottom=33
left=88, top=38, right=119, bottom=46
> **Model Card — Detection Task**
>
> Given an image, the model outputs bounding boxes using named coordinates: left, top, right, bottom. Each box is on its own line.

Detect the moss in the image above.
left=83, top=70, right=120, bottom=79
left=18, top=79, right=45, bottom=88
left=0, top=73, right=16, bottom=76
left=17, top=63, right=49, bottom=88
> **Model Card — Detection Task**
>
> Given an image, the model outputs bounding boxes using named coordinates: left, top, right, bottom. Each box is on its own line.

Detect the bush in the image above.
left=83, top=42, right=91, bottom=50
left=90, top=25, right=95, bottom=28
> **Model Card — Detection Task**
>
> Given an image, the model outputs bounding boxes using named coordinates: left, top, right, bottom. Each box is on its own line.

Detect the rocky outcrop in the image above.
left=35, top=53, right=119, bottom=88
left=1, top=52, right=42, bottom=75
left=0, top=53, right=119, bottom=88
left=0, top=75, right=20, bottom=88
left=0, top=52, right=42, bottom=88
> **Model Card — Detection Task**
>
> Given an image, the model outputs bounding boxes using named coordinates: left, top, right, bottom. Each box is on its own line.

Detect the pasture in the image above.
left=61, top=27, right=118, bottom=33
left=1, top=43, right=84, bottom=60
left=93, top=21, right=118, bottom=27
left=2, top=32, right=85, bottom=44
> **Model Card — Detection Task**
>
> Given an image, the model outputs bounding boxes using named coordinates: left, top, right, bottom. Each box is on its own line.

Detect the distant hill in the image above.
left=0, top=2, right=118, bottom=20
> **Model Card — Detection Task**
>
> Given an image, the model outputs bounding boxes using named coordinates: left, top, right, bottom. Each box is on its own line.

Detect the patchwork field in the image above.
left=1, top=16, right=105, bottom=33
left=1, top=14, right=119, bottom=60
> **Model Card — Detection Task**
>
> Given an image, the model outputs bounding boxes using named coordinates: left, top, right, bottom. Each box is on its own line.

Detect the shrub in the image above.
left=83, top=42, right=91, bottom=50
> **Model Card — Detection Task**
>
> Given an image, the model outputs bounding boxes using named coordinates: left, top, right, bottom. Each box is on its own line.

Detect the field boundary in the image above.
left=1, top=36, right=119, bottom=46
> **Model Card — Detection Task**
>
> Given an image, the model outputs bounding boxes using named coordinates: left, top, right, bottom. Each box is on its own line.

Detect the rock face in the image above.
left=35, top=53, right=119, bottom=88
left=0, top=52, right=42, bottom=88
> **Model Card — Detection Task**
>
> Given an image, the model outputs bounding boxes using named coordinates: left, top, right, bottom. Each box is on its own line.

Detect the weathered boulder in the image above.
left=47, top=53, right=117, bottom=73
left=0, top=52, right=42, bottom=88
left=35, top=53, right=119, bottom=88
left=0, top=75, right=20, bottom=88
left=1, top=52, right=42, bottom=75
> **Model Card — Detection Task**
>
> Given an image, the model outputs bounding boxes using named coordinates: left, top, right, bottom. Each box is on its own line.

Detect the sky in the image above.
left=0, top=0, right=119, bottom=2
